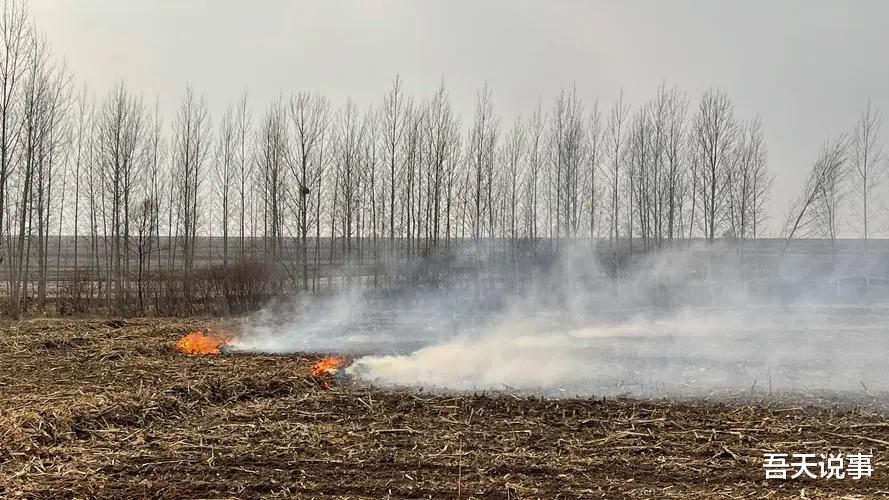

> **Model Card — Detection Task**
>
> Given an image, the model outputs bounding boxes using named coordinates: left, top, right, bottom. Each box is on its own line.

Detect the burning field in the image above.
left=1, top=318, right=889, bottom=498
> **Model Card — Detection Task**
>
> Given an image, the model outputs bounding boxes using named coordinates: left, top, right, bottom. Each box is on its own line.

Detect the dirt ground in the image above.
left=2, top=319, right=889, bottom=498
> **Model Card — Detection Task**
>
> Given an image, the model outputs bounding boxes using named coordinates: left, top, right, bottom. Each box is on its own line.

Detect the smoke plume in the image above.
left=233, top=242, right=889, bottom=397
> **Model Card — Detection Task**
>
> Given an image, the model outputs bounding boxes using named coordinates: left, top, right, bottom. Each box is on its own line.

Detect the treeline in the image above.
left=0, top=1, right=884, bottom=318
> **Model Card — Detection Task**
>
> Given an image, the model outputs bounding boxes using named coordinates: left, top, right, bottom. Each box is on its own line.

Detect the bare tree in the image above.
left=401, top=100, right=421, bottom=255
left=96, top=82, right=144, bottom=312
left=648, top=85, right=668, bottom=247
left=288, top=91, right=329, bottom=291
left=68, top=85, right=92, bottom=311
left=132, top=195, right=157, bottom=313
left=692, top=87, right=737, bottom=242
left=0, top=0, right=29, bottom=286
left=423, top=81, right=459, bottom=249
left=812, top=148, right=846, bottom=244
left=501, top=118, right=525, bottom=245
left=29, top=38, right=71, bottom=312
left=749, top=134, right=771, bottom=240
left=144, top=99, right=165, bottom=310
left=604, top=91, right=629, bottom=268
left=585, top=102, right=602, bottom=241
left=662, top=86, right=688, bottom=242
left=728, top=117, right=768, bottom=241
left=781, top=136, right=849, bottom=256
left=311, top=114, right=328, bottom=291
left=547, top=87, right=585, bottom=244
left=7, top=31, right=69, bottom=317
left=234, top=92, right=252, bottom=263
left=467, top=83, right=499, bottom=241
left=626, top=105, right=650, bottom=251
left=523, top=101, right=544, bottom=242
left=215, top=104, right=237, bottom=272
left=85, top=101, right=103, bottom=307
left=359, top=105, right=378, bottom=268
left=850, top=100, right=885, bottom=249
left=171, top=85, right=211, bottom=308
left=443, top=127, right=462, bottom=250
left=333, top=100, right=366, bottom=265
left=382, top=76, right=406, bottom=251
left=256, top=97, right=287, bottom=260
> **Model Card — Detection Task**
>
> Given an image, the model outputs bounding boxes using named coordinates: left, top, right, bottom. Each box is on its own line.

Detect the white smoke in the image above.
left=233, top=242, right=889, bottom=397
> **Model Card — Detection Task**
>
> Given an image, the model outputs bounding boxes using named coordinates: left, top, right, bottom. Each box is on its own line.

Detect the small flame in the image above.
left=175, top=328, right=230, bottom=355
left=312, top=356, right=352, bottom=377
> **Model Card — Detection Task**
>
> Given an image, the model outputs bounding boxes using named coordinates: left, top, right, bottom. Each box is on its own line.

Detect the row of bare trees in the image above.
left=1, top=1, right=886, bottom=317
left=0, top=1, right=72, bottom=318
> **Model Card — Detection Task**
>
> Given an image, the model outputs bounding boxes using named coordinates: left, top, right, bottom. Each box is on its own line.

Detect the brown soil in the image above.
left=1, top=318, right=888, bottom=498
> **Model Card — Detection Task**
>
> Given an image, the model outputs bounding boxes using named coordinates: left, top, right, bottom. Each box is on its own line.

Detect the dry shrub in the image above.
left=57, top=278, right=93, bottom=316
left=154, top=260, right=280, bottom=315
left=216, top=260, right=282, bottom=314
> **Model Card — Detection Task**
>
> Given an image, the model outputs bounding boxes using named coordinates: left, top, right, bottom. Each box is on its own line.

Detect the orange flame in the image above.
left=175, top=328, right=230, bottom=355
left=311, top=356, right=352, bottom=377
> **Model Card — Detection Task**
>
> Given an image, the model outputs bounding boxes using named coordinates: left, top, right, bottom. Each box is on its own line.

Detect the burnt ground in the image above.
left=1, top=319, right=889, bottom=498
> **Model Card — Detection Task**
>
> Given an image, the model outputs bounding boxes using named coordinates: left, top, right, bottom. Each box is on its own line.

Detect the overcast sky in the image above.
left=29, top=1, right=889, bottom=235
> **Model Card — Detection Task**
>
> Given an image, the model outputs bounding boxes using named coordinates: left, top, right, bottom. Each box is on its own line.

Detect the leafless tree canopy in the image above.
left=781, top=136, right=849, bottom=253
left=850, top=100, right=885, bottom=244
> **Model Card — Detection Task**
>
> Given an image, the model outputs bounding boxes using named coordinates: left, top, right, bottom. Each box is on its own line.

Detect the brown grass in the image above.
left=1, top=318, right=888, bottom=498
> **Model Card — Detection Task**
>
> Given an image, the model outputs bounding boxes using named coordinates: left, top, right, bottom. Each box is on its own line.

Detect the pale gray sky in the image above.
left=29, top=0, right=889, bottom=235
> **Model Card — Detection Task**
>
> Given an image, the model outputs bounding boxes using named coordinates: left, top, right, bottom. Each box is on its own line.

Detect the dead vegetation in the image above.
left=1, top=319, right=888, bottom=498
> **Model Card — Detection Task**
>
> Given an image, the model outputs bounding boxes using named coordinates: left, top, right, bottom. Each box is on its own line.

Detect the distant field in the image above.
left=5, top=237, right=889, bottom=315
left=13, top=236, right=889, bottom=277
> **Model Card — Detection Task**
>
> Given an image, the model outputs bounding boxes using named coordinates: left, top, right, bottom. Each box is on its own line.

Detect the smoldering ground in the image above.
left=233, top=241, right=889, bottom=397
